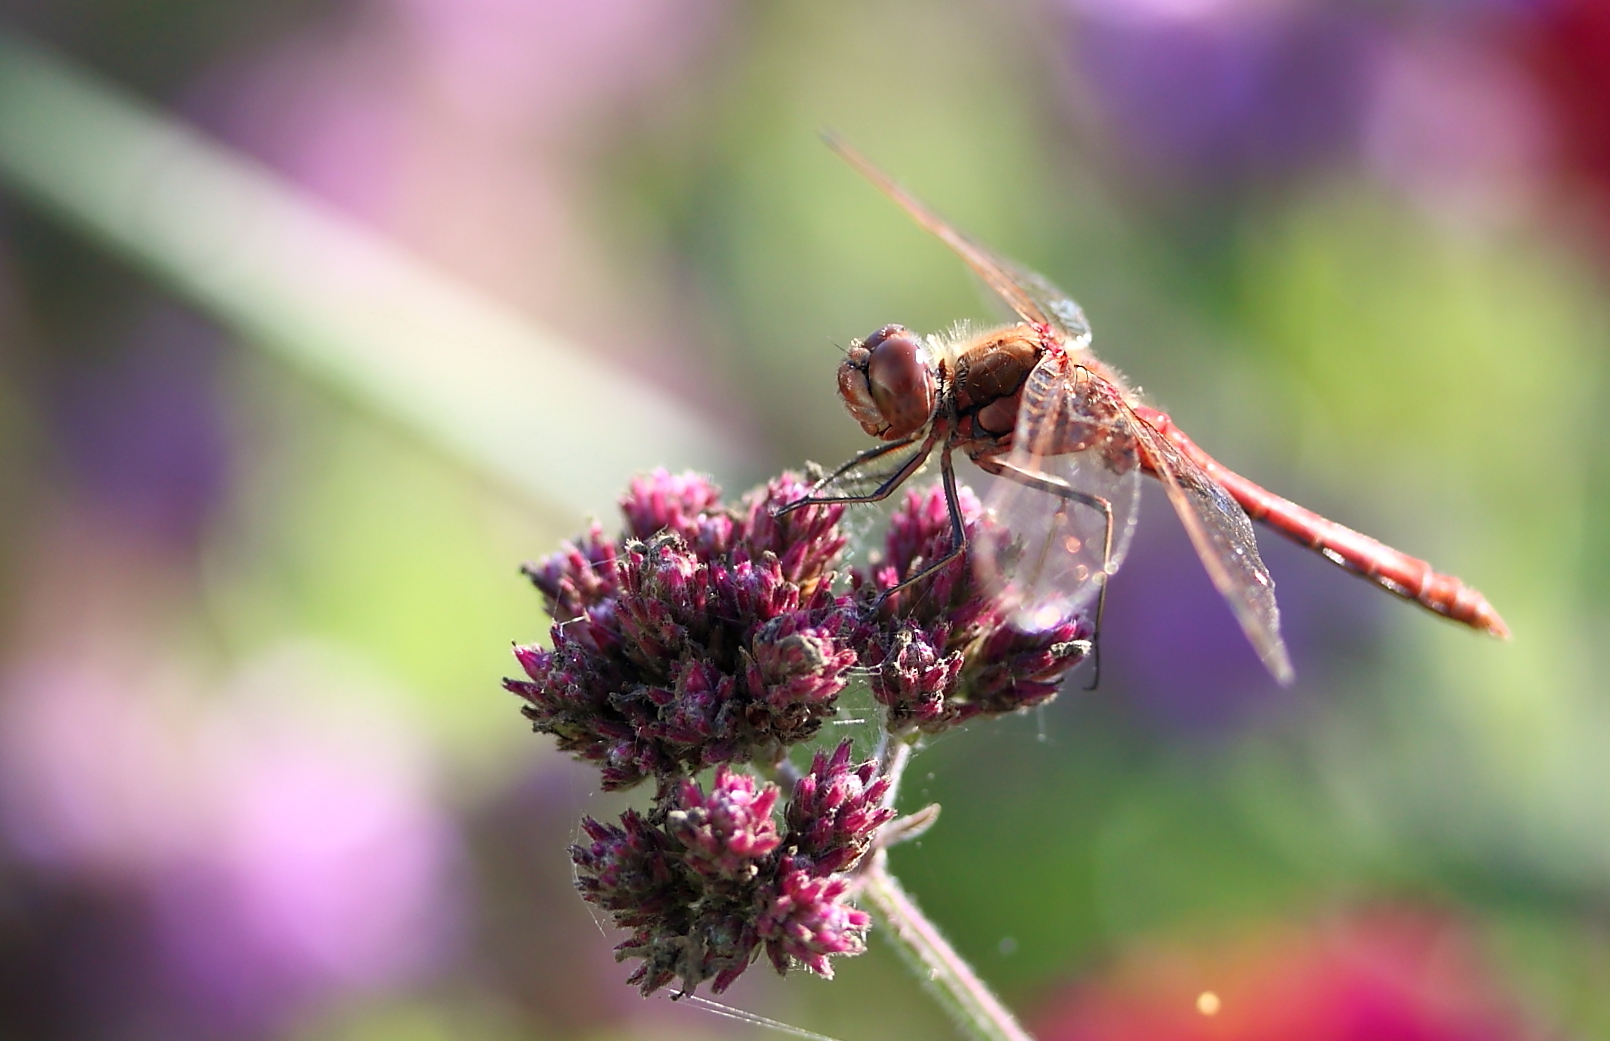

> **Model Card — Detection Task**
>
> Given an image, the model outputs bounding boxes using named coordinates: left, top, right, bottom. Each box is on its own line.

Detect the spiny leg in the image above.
left=981, top=458, right=1115, bottom=689
left=775, top=433, right=935, bottom=515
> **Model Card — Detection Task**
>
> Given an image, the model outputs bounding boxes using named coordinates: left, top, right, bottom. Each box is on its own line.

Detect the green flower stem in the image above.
left=861, top=857, right=1034, bottom=1041
left=857, top=733, right=1033, bottom=1041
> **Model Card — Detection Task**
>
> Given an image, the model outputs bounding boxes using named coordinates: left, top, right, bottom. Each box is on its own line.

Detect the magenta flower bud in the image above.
left=521, top=522, right=620, bottom=621
left=571, top=810, right=690, bottom=925
left=786, top=741, right=894, bottom=875
left=667, top=767, right=783, bottom=879
left=644, top=659, right=739, bottom=761
left=718, top=555, right=802, bottom=625
left=883, top=481, right=971, bottom=580
left=613, top=535, right=710, bottom=664
left=863, top=620, right=968, bottom=731
left=758, top=856, right=872, bottom=978
left=619, top=468, right=724, bottom=543
left=748, top=614, right=857, bottom=713
left=740, top=474, right=848, bottom=587
left=964, top=616, right=1091, bottom=715
left=849, top=482, right=1091, bottom=731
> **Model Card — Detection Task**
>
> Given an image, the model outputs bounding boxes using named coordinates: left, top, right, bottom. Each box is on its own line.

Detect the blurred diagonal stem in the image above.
left=0, top=29, right=748, bottom=518
left=862, top=863, right=1033, bottom=1041
left=860, top=737, right=1035, bottom=1041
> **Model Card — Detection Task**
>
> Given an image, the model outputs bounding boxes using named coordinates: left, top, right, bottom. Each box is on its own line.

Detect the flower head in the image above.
left=757, top=857, right=871, bottom=978
left=570, top=742, right=888, bottom=996
left=507, top=471, right=855, bottom=789
left=571, top=809, right=692, bottom=929
left=514, top=470, right=1099, bottom=999
left=666, top=766, right=782, bottom=880
left=852, top=484, right=1091, bottom=732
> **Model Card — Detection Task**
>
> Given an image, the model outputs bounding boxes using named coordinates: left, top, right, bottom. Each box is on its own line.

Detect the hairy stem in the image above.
left=861, top=856, right=1034, bottom=1041
left=857, top=733, right=1034, bottom=1041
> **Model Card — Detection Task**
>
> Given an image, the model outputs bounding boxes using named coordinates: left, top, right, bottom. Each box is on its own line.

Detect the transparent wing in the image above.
left=826, top=135, right=1091, bottom=347
left=992, top=257, right=1093, bottom=347
left=1132, top=418, right=1294, bottom=684
left=974, top=355, right=1142, bottom=630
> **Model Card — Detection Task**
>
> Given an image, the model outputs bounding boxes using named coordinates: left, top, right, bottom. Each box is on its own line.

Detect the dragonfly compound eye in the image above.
left=845, top=324, right=935, bottom=441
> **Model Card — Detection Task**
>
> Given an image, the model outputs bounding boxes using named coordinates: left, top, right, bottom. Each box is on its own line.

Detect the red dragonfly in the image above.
left=782, top=139, right=1509, bottom=684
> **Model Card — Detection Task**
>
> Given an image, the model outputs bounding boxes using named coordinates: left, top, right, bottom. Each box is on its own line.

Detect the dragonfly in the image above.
left=780, top=138, right=1509, bottom=685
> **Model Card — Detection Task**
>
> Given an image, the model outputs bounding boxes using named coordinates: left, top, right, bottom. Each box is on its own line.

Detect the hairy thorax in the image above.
left=943, top=324, right=1138, bottom=470
left=945, top=325, right=1045, bottom=445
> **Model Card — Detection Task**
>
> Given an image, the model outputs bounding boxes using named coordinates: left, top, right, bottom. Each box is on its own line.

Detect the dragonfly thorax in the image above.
left=837, top=324, right=938, bottom=441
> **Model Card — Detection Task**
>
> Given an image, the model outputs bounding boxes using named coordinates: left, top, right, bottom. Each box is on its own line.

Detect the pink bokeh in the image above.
left=1034, top=906, right=1536, bottom=1041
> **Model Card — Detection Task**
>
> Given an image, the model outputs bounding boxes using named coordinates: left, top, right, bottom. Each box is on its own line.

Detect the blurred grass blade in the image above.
left=0, top=29, right=749, bottom=517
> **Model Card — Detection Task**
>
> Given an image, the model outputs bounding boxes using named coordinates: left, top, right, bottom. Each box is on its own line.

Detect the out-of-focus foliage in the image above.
left=2, top=0, right=1609, bottom=1039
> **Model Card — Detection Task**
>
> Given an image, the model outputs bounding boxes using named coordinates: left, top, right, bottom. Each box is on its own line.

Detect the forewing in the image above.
left=1133, top=419, right=1295, bottom=684
left=974, top=357, right=1142, bottom=630
left=826, top=135, right=1091, bottom=346
left=995, top=257, right=1092, bottom=346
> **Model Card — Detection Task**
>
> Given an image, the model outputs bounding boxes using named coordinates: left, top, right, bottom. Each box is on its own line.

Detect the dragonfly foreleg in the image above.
left=775, top=433, right=936, bottom=515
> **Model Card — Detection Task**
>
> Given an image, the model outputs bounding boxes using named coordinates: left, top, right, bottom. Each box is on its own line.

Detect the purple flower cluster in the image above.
left=507, top=471, right=854, bottom=790
left=507, top=469, right=1093, bottom=995
left=852, top=483, right=1091, bottom=732
left=572, top=744, right=893, bottom=995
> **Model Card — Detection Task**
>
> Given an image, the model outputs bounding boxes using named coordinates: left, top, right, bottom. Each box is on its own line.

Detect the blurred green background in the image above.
left=1, top=0, right=1608, bottom=1038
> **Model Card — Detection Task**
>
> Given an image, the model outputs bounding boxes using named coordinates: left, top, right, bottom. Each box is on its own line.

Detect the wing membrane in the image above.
left=974, top=356, right=1141, bottom=630
left=1133, top=419, right=1294, bottom=684
left=826, top=135, right=1091, bottom=347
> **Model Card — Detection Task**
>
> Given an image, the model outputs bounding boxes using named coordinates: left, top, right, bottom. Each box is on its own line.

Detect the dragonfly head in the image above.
left=838, top=324, right=937, bottom=441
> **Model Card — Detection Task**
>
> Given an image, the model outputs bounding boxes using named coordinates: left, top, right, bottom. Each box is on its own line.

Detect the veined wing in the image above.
left=974, top=354, right=1142, bottom=631
left=826, top=135, right=1092, bottom=347
left=1132, top=415, right=1294, bottom=684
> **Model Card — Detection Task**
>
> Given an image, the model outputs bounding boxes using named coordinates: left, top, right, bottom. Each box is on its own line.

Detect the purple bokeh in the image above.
left=463, top=760, right=648, bottom=1033
left=1097, top=483, right=1380, bottom=737
left=50, top=304, right=232, bottom=551
left=1064, top=0, right=1382, bottom=186
left=0, top=646, right=462, bottom=1038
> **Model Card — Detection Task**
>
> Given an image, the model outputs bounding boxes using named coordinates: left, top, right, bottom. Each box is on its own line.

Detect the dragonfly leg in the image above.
left=981, top=458, right=1114, bottom=690
left=774, top=433, right=935, bottom=515
left=874, top=444, right=969, bottom=606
